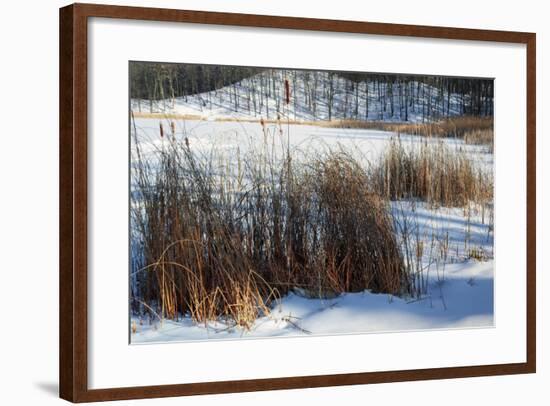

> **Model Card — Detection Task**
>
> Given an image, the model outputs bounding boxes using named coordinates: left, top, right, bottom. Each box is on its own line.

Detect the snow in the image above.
left=392, top=201, right=494, bottom=263
left=129, top=75, right=494, bottom=344
left=131, top=259, right=493, bottom=343
left=131, top=117, right=493, bottom=171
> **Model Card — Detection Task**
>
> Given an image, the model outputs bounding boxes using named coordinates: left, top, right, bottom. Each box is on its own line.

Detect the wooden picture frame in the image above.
left=59, top=3, right=536, bottom=402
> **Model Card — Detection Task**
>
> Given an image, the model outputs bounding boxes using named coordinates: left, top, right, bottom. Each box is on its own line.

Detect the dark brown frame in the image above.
left=59, top=3, right=536, bottom=402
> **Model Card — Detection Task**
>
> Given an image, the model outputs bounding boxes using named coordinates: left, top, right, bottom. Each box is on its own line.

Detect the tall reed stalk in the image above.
left=131, top=119, right=410, bottom=328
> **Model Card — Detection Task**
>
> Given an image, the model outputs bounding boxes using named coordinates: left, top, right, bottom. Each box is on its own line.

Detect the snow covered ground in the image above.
left=131, top=117, right=493, bottom=170
left=131, top=258, right=493, bottom=343
left=132, top=199, right=494, bottom=343
left=130, top=114, right=494, bottom=343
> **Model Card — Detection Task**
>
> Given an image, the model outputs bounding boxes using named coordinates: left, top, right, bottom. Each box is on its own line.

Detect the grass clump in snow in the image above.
left=373, top=138, right=493, bottom=208
left=131, top=121, right=409, bottom=329
left=327, top=116, right=493, bottom=151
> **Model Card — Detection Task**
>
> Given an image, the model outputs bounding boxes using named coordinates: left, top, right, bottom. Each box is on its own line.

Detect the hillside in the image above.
left=131, top=69, right=493, bottom=123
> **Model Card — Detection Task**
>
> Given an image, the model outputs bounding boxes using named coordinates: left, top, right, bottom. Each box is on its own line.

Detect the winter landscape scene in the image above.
left=129, top=62, right=494, bottom=343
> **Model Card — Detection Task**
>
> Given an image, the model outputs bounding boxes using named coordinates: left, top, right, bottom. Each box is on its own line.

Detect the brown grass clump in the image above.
left=268, top=154, right=409, bottom=299
left=373, top=138, right=493, bottom=207
left=464, top=129, right=494, bottom=152
left=326, top=116, right=493, bottom=150
left=131, top=111, right=205, bottom=121
left=306, top=155, right=407, bottom=296
left=131, top=129, right=409, bottom=328
left=131, top=138, right=280, bottom=329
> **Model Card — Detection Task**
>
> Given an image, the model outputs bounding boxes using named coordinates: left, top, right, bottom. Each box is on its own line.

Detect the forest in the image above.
left=130, top=62, right=494, bottom=121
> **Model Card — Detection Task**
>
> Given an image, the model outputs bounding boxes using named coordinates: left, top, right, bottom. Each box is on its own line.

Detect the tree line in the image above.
left=130, top=62, right=493, bottom=121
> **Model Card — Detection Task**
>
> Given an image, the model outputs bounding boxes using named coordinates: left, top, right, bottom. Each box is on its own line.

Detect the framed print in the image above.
left=59, top=3, right=536, bottom=402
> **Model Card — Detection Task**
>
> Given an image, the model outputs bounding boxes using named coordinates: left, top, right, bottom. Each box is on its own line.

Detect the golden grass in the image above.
left=373, top=138, right=493, bottom=207
left=131, top=131, right=409, bottom=327
left=131, top=111, right=205, bottom=120
left=326, top=116, right=494, bottom=149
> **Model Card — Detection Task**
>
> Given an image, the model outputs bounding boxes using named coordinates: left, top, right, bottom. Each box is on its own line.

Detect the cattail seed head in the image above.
left=284, top=79, right=290, bottom=105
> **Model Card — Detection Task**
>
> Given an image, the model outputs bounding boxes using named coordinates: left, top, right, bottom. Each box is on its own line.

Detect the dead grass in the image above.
left=373, top=138, right=493, bottom=207
left=464, top=129, right=494, bottom=152
left=131, top=125, right=409, bottom=327
left=131, top=115, right=492, bottom=328
left=132, top=111, right=205, bottom=120
left=326, top=116, right=493, bottom=150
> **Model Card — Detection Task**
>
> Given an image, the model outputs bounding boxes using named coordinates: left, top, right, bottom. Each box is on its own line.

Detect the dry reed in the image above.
left=131, top=122, right=410, bottom=328
left=327, top=116, right=493, bottom=150
left=372, top=138, right=493, bottom=208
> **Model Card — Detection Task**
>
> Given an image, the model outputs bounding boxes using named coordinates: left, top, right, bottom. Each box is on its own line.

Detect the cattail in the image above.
left=159, top=122, right=164, bottom=138
left=170, top=120, right=175, bottom=135
left=284, top=79, right=290, bottom=105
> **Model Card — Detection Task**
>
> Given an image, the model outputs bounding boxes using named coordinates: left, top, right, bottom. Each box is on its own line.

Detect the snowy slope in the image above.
left=131, top=70, right=477, bottom=123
